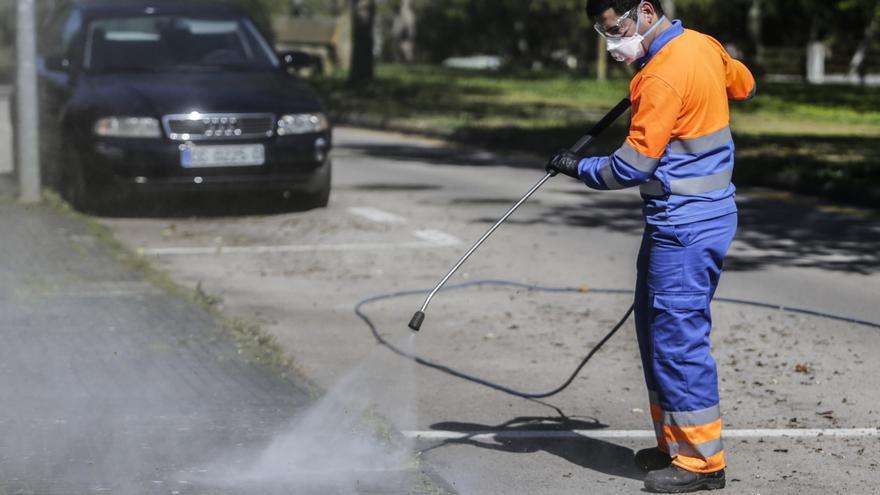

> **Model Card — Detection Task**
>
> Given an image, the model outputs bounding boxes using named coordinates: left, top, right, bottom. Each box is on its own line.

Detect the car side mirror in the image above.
left=279, top=51, right=313, bottom=70
left=45, top=54, right=71, bottom=72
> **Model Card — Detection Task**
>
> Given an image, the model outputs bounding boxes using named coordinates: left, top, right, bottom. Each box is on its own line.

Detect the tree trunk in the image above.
left=747, top=0, right=764, bottom=72
left=596, top=35, right=607, bottom=81
left=391, top=0, right=416, bottom=63
left=349, top=0, right=376, bottom=84
left=660, top=0, right=676, bottom=19
left=848, top=0, right=880, bottom=82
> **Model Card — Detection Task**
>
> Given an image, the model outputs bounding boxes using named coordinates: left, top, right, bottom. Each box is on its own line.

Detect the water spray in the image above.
left=409, top=97, right=633, bottom=332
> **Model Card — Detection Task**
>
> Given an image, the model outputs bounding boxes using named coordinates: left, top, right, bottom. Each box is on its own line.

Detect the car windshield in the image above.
left=83, top=15, right=279, bottom=73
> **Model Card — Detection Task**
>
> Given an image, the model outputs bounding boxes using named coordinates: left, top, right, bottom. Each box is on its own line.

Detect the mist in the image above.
left=192, top=334, right=421, bottom=494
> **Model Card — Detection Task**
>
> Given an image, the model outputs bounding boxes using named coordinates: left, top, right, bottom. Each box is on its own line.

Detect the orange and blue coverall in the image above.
left=575, top=21, right=756, bottom=473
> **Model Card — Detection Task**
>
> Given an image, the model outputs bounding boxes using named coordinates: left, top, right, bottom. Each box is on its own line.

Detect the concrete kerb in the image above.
left=40, top=190, right=457, bottom=495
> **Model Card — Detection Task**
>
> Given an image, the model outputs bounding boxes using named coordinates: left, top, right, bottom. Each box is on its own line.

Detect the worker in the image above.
left=546, top=0, right=756, bottom=492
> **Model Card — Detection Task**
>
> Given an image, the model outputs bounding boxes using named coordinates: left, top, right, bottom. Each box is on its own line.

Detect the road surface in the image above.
left=100, top=127, right=880, bottom=494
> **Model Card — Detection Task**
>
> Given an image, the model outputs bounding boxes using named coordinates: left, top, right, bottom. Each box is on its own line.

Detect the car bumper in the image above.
left=83, top=133, right=330, bottom=196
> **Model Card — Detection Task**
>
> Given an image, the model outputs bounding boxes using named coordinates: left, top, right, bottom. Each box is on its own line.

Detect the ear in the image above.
left=639, top=1, right=658, bottom=24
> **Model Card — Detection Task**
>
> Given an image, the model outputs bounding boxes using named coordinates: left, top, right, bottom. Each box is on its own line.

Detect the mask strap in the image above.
left=640, top=14, right=667, bottom=38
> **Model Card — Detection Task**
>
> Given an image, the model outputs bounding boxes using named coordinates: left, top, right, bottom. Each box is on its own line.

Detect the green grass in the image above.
left=315, top=64, right=880, bottom=206
left=317, top=65, right=630, bottom=132
left=317, top=65, right=880, bottom=136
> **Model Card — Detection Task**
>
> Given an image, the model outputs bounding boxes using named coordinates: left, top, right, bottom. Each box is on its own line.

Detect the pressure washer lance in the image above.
left=409, top=97, right=633, bottom=332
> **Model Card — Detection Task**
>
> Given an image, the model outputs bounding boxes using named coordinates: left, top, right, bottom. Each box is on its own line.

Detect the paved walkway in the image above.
left=0, top=199, right=449, bottom=494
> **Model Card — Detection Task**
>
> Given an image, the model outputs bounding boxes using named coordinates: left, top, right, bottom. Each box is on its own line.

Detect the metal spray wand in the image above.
left=409, top=97, right=632, bottom=331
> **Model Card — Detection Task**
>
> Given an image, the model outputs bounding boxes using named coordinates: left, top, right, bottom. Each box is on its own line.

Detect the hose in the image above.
left=355, top=280, right=880, bottom=400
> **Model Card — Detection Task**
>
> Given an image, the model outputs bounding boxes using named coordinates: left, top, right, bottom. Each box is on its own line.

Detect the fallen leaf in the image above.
left=795, top=363, right=813, bottom=374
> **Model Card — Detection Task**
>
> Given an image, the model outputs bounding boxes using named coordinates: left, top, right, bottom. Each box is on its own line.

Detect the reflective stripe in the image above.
left=670, top=168, right=733, bottom=195
left=653, top=421, right=666, bottom=441
left=663, top=405, right=722, bottom=428
left=615, top=142, right=660, bottom=173
left=649, top=391, right=665, bottom=441
left=668, top=126, right=732, bottom=154
left=669, top=437, right=724, bottom=460
left=599, top=159, right=625, bottom=190
left=663, top=418, right=723, bottom=445
left=674, top=451, right=726, bottom=474
left=640, top=181, right=666, bottom=196
left=640, top=169, right=732, bottom=197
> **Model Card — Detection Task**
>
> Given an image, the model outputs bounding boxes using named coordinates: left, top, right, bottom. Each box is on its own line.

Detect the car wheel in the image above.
left=306, top=162, right=331, bottom=209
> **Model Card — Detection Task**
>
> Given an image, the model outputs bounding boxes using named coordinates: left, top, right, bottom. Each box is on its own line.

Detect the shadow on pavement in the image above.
left=463, top=187, right=880, bottom=275
left=423, top=416, right=643, bottom=482
left=337, top=136, right=880, bottom=274
left=344, top=182, right=443, bottom=192
left=338, top=142, right=543, bottom=169
left=336, top=120, right=627, bottom=170
left=85, top=192, right=324, bottom=219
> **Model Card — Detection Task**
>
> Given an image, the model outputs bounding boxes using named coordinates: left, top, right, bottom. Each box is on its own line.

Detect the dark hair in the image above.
left=585, top=0, right=663, bottom=18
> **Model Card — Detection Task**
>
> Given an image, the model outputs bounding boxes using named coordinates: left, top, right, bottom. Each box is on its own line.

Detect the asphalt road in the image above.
left=100, top=127, right=880, bottom=494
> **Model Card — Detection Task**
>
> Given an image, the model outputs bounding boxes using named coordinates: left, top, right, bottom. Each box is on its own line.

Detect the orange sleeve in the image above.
left=627, top=75, right=682, bottom=159
left=707, top=36, right=756, bottom=101
left=725, top=56, right=756, bottom=101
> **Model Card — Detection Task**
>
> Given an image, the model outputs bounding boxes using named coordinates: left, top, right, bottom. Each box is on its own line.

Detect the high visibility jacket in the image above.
left=578, top=21, right=756, bottom=225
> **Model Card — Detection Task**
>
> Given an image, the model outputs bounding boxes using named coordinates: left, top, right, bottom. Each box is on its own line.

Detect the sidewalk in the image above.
left=0, top=198, right=449, bottom=494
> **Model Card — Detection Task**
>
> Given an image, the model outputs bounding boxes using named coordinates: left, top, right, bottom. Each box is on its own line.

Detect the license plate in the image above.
left=180, top=144, right=265, bottom=168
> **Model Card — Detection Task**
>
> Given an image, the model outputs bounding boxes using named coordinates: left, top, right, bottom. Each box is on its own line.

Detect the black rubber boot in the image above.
left=644, top=465, right=726, bottom=493
left=634, top=447, right=673, bottom=472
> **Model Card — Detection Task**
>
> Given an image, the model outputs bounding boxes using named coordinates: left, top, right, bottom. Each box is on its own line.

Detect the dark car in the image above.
left=31, top=0, right=331, bottom=212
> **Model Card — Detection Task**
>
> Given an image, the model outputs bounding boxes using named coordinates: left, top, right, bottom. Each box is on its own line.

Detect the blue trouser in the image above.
left=633, top=212, right=737, bottom=473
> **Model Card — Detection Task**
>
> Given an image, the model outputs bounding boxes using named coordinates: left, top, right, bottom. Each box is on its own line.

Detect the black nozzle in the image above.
left=408, top=311, right=425, bottom=332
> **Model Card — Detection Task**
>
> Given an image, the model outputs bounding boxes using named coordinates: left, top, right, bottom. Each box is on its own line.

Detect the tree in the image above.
left=747, top=0, right=764, bottom=72
left=349, top=0, right=376, bottom=84
left=391, top=0, right=416, bottom=63
left=848, top=0, right=880, bottom=80
left=413, top=0, right=593, bottom=68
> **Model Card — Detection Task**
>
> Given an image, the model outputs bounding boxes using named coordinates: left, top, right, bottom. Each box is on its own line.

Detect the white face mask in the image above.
left=606, top=4, right=666, bottom=65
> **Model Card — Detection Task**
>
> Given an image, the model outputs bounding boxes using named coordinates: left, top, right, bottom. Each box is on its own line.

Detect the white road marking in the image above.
left=349, top=206, right=408, bottom=224
left=403, top=428, right=879, bottom=442
left=412, top=229, right=462, bottom=246
left=138, top=230, right=460, bottom=256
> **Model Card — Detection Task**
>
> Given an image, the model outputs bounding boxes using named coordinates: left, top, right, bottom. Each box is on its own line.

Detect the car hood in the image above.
left=75, top=71, right=324, bottom=117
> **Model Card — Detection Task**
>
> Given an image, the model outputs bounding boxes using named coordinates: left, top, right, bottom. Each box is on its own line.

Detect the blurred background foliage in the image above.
left=2, top=0, right=878, bottom=75
left=1, top=0, right=879, bottom=205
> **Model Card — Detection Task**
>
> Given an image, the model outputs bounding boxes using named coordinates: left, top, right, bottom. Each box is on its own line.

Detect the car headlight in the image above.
left=277, top=113, right=329, bottom=136
left=93, top=117, right=161, bottom=138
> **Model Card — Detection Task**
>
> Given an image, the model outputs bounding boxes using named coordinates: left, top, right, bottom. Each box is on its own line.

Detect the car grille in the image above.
left=162, top=113, right=275, bottom=141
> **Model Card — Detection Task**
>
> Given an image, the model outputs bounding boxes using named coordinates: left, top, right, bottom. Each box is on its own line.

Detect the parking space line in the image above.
left=137, top=229, right=461, bottom=256
left=412, top=229, right=461, bottom=246
left=349, top=206, right=408, bottom=224
left=403, top=428, right=879, bottom=441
